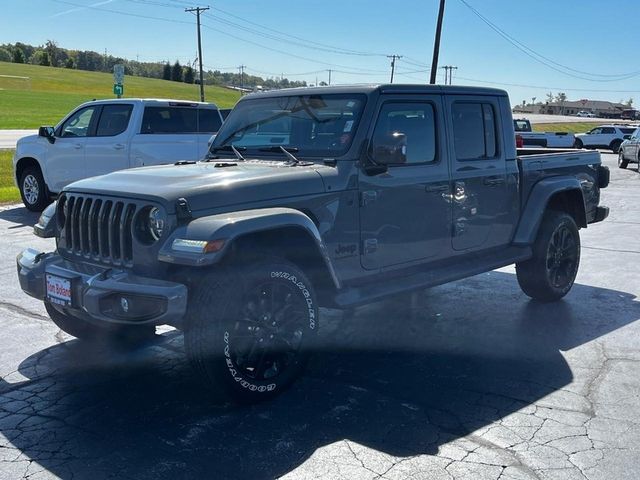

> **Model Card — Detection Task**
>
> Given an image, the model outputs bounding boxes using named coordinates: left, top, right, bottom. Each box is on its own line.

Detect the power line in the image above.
left=454, top=75, right=640, bottom=93
left=210, top=5, right=386, bottom=57
left=198, top=22, right=389, bottom=74
left=45, top=0, right=396, bottom=79
left=458, top=0, right=640, bottom=82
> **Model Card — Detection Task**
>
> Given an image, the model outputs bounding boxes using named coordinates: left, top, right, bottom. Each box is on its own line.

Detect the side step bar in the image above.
left=332, top=246, right=532, bottom=308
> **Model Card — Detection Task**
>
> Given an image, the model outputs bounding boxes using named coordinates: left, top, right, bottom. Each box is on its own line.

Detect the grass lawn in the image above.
left=532, top=122, right=599, bottom=134
left=0, top=62, right=242, bottom=129
left=0, top=150, right=19, bottom=204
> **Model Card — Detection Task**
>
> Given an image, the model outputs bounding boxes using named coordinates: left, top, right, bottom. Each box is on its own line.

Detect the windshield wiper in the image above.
left=230, top=145, right=246, bottom=161
left=280, top=146, right=300, bottom=165
left=206, top=145, right=247, bottom=161
left=257, top=145, right=301, bottom=163
left=257, top=146, right=307, bottom=166
left=258, top=146, right=299, bottom=153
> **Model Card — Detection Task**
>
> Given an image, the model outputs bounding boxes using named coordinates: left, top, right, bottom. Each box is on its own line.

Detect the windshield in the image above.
left=211, top=93, right=366, bottom=157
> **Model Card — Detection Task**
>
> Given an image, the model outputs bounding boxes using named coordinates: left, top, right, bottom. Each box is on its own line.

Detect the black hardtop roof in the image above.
left=240, top=84, right=508, bottom=100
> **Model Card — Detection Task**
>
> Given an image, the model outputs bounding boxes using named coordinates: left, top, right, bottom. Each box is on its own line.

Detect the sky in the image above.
left=1, top=0, right=639, bottom=105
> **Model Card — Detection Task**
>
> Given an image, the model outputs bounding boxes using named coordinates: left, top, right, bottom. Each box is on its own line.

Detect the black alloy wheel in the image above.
left=185, top=258, right=318, bottom=403
left=545, top=224, right=579, bottom=290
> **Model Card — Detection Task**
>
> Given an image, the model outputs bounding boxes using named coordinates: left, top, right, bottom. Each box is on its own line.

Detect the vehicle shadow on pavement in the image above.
left=0, top=271, right=638, bottom=479
left=0, top=205, right=40, bottom=229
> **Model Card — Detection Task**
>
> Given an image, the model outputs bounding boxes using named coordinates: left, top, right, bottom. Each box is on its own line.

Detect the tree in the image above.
left=171, top=60, right=183, bottom=82
left=30, top=50, right=50, bottom=66
left=546, top=92, right=554, bottom=103
left=0, top=48, right=11, bottom=62
left=12, top=48, right=25, bottom=63
left=625, top=98, right=633, bottom=107
left=65, top=57, right=75, bottom=69
left=183, top=66, right=195, bottom=84
left=162, top=62, right=171, bottom=80
left=554, top=92, right=567, bottom=103
left=45, top=40, right=60, bottom=67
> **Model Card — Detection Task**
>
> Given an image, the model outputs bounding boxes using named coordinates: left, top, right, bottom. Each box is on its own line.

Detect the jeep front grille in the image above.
left=58, top=194, right=137, bottom=266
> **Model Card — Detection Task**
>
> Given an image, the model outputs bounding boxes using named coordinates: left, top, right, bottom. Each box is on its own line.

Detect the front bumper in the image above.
left=16, top=249, right=188, bottom=326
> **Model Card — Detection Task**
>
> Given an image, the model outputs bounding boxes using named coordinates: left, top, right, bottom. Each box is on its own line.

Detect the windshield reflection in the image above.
left=212, top=93, right=366, bottom=157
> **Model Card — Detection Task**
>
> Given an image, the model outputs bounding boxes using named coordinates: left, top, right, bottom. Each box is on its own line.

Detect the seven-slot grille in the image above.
left=58, top=194, right=137, bottom=266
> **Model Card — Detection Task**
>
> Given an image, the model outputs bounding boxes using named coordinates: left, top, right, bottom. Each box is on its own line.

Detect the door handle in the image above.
left=425, top=183, right=449, bottom=193
left=113, top=144, right=126, bottom=150
left=73, top=143, right=83, bottom=149
left=483, top=177, right=505, bottom=186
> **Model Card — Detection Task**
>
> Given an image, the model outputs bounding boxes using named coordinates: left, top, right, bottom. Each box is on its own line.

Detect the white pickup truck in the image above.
left=13, top=98, right=224, bottom=211
left=513, top=118, right=576, bottom=148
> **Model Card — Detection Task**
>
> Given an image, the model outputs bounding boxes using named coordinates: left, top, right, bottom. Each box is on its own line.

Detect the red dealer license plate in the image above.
left=45, top=274, right=73, bottom=307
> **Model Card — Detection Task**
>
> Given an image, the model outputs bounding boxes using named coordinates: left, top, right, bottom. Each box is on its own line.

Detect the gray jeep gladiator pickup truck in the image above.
left=17, top=84, right=610, bottom=403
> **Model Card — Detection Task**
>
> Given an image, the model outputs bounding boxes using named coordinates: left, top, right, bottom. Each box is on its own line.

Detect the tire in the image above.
left=184, top=258, right=318, bottom=404
left=45, top=302, right=155, bottom=344
left=618, top=150, right=629, bottom=169
left=610, top=139, right=622, bottom=154
left=19, top=166, right=50, bottom=212
left=516, top=211, right=581, bottom=303
left=574, top=138, right=583, bottom=149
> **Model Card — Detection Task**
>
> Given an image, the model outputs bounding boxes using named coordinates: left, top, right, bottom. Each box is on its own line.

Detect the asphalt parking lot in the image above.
left=0, top=153, right=638, bottom=480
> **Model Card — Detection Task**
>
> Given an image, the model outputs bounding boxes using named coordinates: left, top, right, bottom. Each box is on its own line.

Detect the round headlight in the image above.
left=148, top=207, right=166, bottom=241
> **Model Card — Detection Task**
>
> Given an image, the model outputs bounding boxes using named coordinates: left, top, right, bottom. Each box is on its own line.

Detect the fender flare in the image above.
left=512, top=176, right=586, bottom=246
left=158, top=207, right=341, bottom=288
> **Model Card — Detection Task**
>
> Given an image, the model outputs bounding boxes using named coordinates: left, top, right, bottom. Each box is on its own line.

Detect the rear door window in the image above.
left=141, top=106, right=198, bottom=134
left=601, top=127, right=616, bottom=134
left=96, top=104, right=133, bottom=137
left=198, top=109, right=222, bottom=133
left=451, top=102, right=499, bottom=160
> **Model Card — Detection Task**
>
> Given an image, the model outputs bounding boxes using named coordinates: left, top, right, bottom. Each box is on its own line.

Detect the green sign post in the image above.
left=113, top=64, right=125, bottom=98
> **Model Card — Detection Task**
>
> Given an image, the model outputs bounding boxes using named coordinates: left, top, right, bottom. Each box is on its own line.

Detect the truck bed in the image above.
left=516, top=147, right=603, bottom=221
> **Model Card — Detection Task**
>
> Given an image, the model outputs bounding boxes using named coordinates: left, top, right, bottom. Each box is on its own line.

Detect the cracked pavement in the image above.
left=0, top=153, right=638, bottom=479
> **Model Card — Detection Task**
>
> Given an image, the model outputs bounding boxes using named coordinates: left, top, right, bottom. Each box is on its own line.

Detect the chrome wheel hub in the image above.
left=23, top=175, right=39, bottom=205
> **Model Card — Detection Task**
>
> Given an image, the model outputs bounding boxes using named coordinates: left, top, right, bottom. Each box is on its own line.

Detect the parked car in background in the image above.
left=13, top=99, right=224, bottom=211
left=576, top=111, right=596, bottom=118
left=618, top=127, right=640, bottom=171
left=574, top=124, right=636, bottom=152
left=513, top=118, right=575, bottom=148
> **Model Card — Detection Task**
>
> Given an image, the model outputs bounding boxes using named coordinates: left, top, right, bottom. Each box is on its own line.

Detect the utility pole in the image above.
left=387, top=54, right=402, bottom=83
left=441, top=65, right=457, bottom=85
left=327, top=69, right=332, bottom=85
left=238, top=65, right=246, bottom=90
left=429, top=0, right=446, bottom=84
left=185, top=6, right=210, bottom=102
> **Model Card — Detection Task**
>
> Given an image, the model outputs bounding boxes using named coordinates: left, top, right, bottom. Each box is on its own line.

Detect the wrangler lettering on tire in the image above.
left=184, top=257, right=318, bottom=403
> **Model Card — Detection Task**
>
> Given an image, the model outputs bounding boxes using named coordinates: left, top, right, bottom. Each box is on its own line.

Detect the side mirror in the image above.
left=371, top=132, right=407, bottom=165
left=623, top=134, right=632, bottom=140
left=38, top=126, right=56, bottom=144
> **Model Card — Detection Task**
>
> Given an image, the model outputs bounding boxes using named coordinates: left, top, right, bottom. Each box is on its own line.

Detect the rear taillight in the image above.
left=515, top=134, right=523, bottom=148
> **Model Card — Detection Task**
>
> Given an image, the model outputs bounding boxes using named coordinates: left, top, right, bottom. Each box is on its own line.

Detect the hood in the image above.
left=16, top=134, right=39, bottom=146
left=65, top=160, right=329, bottom=213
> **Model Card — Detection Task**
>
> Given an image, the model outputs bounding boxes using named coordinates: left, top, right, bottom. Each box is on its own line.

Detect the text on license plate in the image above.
left=46, top=274, right=72, bottom=306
